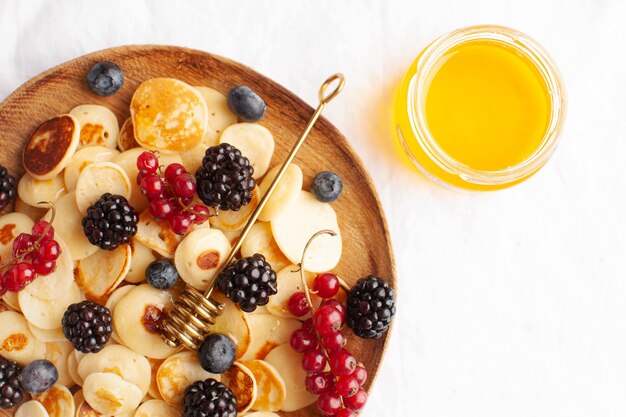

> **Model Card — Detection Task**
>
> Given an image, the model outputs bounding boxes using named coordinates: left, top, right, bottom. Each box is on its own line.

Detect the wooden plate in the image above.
left=0, top=45, right=396, bottom=416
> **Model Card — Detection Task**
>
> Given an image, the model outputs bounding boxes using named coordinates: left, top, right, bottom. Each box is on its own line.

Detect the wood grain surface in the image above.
left=0, top=45, right=396, bottom=417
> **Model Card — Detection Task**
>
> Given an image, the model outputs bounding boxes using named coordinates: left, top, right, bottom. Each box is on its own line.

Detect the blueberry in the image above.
left=87, top=61, right=124, bottom=96
left=227, top=86, right=266, bottom=122
left=198, top=333, right=236, bottom=374
left=311, top=171, right=343, bottom=202
left=145, top=259, right=179, bottom=289
left=19, top=360, right=58, bottom=395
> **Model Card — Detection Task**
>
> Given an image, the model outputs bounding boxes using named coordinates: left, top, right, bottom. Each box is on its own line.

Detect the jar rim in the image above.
left=408, top=25, right=566, bottom=186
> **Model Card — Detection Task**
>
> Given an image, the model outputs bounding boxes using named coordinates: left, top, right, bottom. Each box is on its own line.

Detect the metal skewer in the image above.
left=162, top=74, right=346, bottom=350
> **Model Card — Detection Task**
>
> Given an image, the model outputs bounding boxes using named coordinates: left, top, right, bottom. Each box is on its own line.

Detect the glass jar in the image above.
left=394, top=25, right=566, bottom=190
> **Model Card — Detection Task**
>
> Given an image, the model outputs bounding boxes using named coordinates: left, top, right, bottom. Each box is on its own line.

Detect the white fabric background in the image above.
left=1, top=0, right=625, bottom=416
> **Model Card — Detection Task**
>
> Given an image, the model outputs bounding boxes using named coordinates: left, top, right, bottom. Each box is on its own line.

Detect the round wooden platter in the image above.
left=0, top=45, right=396, bottom=417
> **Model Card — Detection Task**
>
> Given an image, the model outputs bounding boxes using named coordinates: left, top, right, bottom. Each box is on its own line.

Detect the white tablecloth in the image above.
left=1, top=1, right=625, bottom=415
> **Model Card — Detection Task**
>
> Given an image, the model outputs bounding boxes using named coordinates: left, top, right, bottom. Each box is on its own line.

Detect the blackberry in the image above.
left=346, top=275, right=396, bottom=339
left=62, top=300, right=113, bottom=353
left=0, top=357, right=24, bottom=410
left=217, top=254, right=277, bottom=312
left=182, top=378, right=237, bottom=417
left=0, top=166, right=16, bottom=212
left=82, top=193, right=138, bottom=250
left=195, top=143, right=255, bottom=211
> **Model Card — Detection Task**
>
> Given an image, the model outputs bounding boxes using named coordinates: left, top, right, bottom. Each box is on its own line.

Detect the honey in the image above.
left=395, top=26, right=565, bottom=190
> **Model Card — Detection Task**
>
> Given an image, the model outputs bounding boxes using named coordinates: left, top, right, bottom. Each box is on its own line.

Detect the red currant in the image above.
left=321, top=331, right=345, bottom=352
left=191, top=205, right=210, bottom=224
left=31, top=221, right=54, bottom=241
left=33, top=259, right=56, bottom=275
left=3, top=263, right=36, bottom=292
left=352, top=365, right=367, bottom=386
left=169, top=213, right=192, bottom=235
left=329, top=350, right=357, bottom=376
left=335, top=375, right=359, bottom=397
left=136, top=171, right=147, bottom=186
left=335, top=409, right=357, bottom=417
left=140, top=174, right=165, bottom=199
left=313, top=305, right=343, bottom=336
left=164, top=163, right=186, bottom=184
left=302, top=318, right=314, bottom=335
left=287, top=292, right=311, bottom=317
left=320, top=299, right=347, bottom=324
left=149, top=198, right=177, bottom=220
left=342, top=388, right=367, bottom=411
left=136, top=151, right=159, bottom=174
left=305, top=372, right=335, bottom=395
left=12, top=233, right=34, bottom=257
left=290, top=328, right=317, bottom=353
left=37, top=240, right=60, bottom=262
left=316, top=392, right=342, bottom=416
left=313, top=273, right=340, bottom=298
left=172, top=173, right=196, bottom=198
left=302, top=348, right=327, bottom=373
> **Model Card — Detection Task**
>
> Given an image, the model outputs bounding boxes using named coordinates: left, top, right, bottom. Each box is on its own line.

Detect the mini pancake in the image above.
left=174, top=228, right=231, bottom=291
left=179, top=142, right=208, bottom=174
left=0, top=212, right=34, bottom=263
left=271, top=191, right=342, bottom=273
left=18, top=281, right=84, bottom=330
left=258, top=164, right=303, bottom=222
left=23, top=115, right=80, bottom=180
left=241, top=314, right=301, bottom=361
left=67, top=352, right=83, bottom=386
left=113, top=284, right=179, bottom=359
left=134, top=399, right=180, bottom=417
left=15, top=400, right=50, bottom=417
left=147, top=358, right=164, bottom=400
left=219, top=123, right=275, bottom=179
left=264, top=344, right=316, bottom=412
left=75, top=161, right=131, bottom=214
left=36, top=384, right=75, bottom=417
left=194, top=86, right=237, bottom=144
left=82, top=372, right=142, bottom=416
left=24, top=235, right=74, bottom=301
left=242, top=359, right=287, bottom=412
left=104, top=285, right=136, bottom=344
left=2, top=291, right=20, bottom=312
left=117, top=117, right=139, bottom=151
left=125, top=238, right=157, bottom=284
left=210, top=186, right=260, bottom=232
left=69, top=104, right=120, bottom=149
left=28, top=323, right=66, bottom=343
left=17, top=173, right=66, bottom=207
left=156, top=351, right=217, bottom=407
left=134, top=210, right=183, bottom=259
left=42, top=192, right=98, bottom=261
left=245, top=413, right=281, bottom=417
left=63, top=145, right=119, bottom=191
left=77, top=344, right=151, bottom=397
left=75, top=245, right=132, bottom=303
left=131, top=78, right=208, bottom=153
left=45, top=340, right=74, bottom=387
left=240, top=222, right=291, bottom=273
left=0, top=310, right=46, bottom=365
left=221, top=362, right=257, bottom=414
left=209, top=293, right=251, bottom=359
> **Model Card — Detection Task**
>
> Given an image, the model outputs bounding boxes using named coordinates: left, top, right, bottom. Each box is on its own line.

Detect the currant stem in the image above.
left=299, top=230, right=338, bottom=313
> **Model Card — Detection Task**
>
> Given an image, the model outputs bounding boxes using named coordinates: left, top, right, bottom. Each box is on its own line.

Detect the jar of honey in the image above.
left=395, top=25, right=566, bottom=190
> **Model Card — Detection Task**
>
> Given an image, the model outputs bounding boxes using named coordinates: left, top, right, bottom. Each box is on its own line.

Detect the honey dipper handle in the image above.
left=203, top=73, right=346, bottom=297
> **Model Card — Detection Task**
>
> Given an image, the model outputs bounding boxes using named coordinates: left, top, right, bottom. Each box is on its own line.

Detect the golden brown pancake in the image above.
left=23, top=115, right=79, bottom=179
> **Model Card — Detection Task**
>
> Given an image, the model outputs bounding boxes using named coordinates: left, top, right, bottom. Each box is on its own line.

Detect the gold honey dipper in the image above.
left=162, top=74, right=346, bottom=350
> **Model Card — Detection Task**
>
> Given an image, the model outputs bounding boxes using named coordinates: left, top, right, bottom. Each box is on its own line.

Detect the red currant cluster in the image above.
left=0, top=219, right=60, bottom=296
left=136, top=151, right=212, bottom=235
left=288, top=273, right=368, bottom=416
